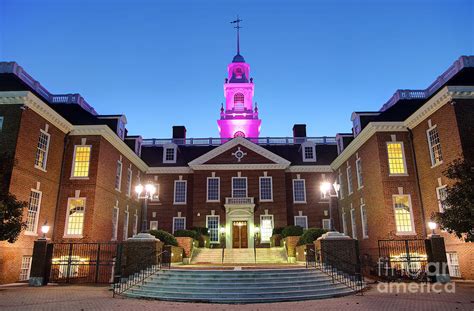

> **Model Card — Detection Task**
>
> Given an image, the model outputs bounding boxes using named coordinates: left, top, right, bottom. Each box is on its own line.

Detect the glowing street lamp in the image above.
left=135, top=183, right=157, bottom=233
left=320, top=181, right=340, bottom=232
left=40, top=220, right=50, bottom=240
left=428, top=221, right=437, bottom=236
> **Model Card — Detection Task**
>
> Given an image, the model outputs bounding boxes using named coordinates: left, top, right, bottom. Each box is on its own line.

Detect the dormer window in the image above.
left=301, top=141, right=316, bottom=162
left=163, top=143, right=177, bottom=163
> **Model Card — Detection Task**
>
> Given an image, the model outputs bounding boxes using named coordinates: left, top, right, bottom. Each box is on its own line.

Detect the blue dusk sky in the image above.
left=1, top=0, right=473, bottom=138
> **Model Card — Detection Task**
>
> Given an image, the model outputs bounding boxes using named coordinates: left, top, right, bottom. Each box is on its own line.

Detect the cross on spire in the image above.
left=230, top=16, right=243, bottom=55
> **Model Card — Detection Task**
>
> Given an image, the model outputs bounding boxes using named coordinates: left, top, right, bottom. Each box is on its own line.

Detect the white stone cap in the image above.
left=317, top=231, right=352, bottom=240
left=127, top=232, right=159, bottom=241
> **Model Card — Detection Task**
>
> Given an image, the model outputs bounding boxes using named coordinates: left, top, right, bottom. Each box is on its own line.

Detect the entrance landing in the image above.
left=191, top=247, right=288, bottom=265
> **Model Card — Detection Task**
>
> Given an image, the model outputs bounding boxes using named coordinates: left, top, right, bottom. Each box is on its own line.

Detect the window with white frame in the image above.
left=259, top=176, right=273, bottom=201
left=346, top=165, right=353, bottom=194
left=260, top=215, right=274, bottom=242
left=112, top=206, right=119, bottom=241
left=386, top=142, right=407, bottom=175
left=133, top=213, right=138, bottom=236
left=338, top=171, right=344, bottom=199
left=149, top=221, right=158, bottom=231
left=232, top=177, right=247, bottom=198
left=446, top=252, right=461, bottom=277
left=34, top=130, right=50, bottom=170
left=302, top=142, right=316, bottom=162
left=65, top=198, right=86, bottom=237
left=207, top=177, right=220, bottom=202
left=174, top=180, right=187, bottom=204
left=293, top=179, right=306, bottom=203
left=436, top=185, right=449, bottom=212
left=393, top=195, right=415, bottom=234
left=126, top=167, right=132, bottom=197
left=360, top=204, right=368, bottom=239
left=322, top=219, right=331, bottom=230
left=356, top=158, right=363, bottom=189
left=123, top=210, right=129, bottom=240
left=173, top=217, right=186, bottom=233
left=206, top=215, right=220, bottom=243
left=115, top=159, right=122, bottom=191
left=25, top=190, right=42, bottom=234
left=71, top=145, right=91, bottom=178
left=342, top=212, right=348, bottom=235
left=294, top=215, right=308, bottom=229
left=427, top=125, right=443, bottom=166
left=19, top=256, right=32, bottom=281
left=350, top=207, right=357, bottom=239
left=163, top=144, right=177, bottom=163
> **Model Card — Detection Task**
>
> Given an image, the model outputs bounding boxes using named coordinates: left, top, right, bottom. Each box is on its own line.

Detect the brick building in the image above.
left=332, top=56, right=474, bottom=279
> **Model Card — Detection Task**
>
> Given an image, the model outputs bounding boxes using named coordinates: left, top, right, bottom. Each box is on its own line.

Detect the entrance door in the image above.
left=232, top=221, right=248, bottom=248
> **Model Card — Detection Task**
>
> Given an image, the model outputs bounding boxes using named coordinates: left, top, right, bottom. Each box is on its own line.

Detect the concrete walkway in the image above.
left=0, top=282, right=473, bottom=310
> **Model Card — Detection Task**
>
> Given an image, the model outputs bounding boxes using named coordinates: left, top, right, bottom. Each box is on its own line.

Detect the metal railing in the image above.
left=225, top=197, right=254, bottom=205
left=306, top=248, right=364, bottom=295
left=112, top=250, right=169, bottom=297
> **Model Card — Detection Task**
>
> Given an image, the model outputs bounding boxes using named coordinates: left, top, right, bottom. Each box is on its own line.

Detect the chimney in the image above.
left=172, top=126, right=186, bottom=144
left=293, top=124, right=307, bottom=143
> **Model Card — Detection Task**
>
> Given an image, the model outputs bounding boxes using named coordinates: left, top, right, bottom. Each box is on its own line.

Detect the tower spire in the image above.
left=230, top=16, right=243, bottom=55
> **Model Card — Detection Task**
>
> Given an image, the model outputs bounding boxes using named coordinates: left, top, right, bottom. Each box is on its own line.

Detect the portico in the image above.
left=224, top=199, right=256, bottom=249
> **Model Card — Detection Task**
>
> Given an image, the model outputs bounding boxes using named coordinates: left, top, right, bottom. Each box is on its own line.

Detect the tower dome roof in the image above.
left=232, top=53, right=245, bottom=63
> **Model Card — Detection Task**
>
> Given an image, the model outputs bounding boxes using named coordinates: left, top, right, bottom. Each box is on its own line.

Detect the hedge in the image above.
left=191, top=227, right=209, bottom=236
left=297, top=228, right=327, bottom=246
left=272, top=227, right=284, bottom=236
left=281, top=225, right=304, bottom=238
left=174, top=229, right=199, bottom=240
left=148, top=229, right=178, bottom=246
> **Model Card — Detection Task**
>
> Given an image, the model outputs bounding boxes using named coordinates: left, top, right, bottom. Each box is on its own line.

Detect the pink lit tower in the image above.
left=217, top=17, right=261, bottom=139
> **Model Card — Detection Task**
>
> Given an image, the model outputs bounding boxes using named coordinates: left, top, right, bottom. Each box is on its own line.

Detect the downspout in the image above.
left=407, top=127, right=427, bottom=238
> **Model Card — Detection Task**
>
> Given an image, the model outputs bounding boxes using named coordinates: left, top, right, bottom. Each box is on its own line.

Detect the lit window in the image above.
left=342, top=212, right=348, bottom=235
left=393, top=195, right=415, bottom=234
left=174, top=180, right=187, bottom=204
left=447, top=252, right=461, bottom=277
left=34, top=130, right=50, bottom=170
left=294, top=216, right=308, bottom=229
left=260, top=215, right=274, bottom=242
left=356, top=158, right=363, bottom=188
left=302, top=142, right=316, bottom=162
left=207, top=177, right=220, bottom=202
left=346, top=165, right=353, bottom=194
left=206, top=215, right=220, bottom=244
left=149, top=221, right=158, bottom=231
left=123, top=209, right=129, bottom=240
left=234, top=93, right=244, bottom=110
left=19, top=256, right=32, bottom=281
left=71, top=145, right=91, bottom=178
left=427, top=126, right=443, bottom=166
left=436, top=186, right=449, bottom=212
left=293, top=179, right=306, bottom=203
left=350, top=207, right=357, bottom=239
left=387, top=142, right=407, bottom=175
left=163, top=144, right=177, bottom=163
left=232, top=177, right=247, bottom=198
left=322, top=219, right=331, bottom=230
left=259, top=177, right=273, bottom=201
left=65, top=198, right=86, bottom=237
left=360, top=204, right=368, bottom=239
left=126, top=168, right=132, bottom=197
left=173, top=217, right=186, bottom=233
left=115, top=159, right=122, bottom=191
left=25, top=190, right=42, bottom=234
left=112, top=205, right=119, bottom=241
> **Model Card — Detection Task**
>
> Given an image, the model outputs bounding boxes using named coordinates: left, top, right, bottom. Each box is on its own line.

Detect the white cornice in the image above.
left=190, top=163, right=288, bottom=171
left=147, top=167, right=193, bottom=174
left=188, top=137, right=291, bottom=167
left=331, top=122, right=407, bottom=169
left=286, top=165, right=333, bottom=173
left=70, top=125, right=148, bottom=171
left=0, top=91, right=73, bottom=133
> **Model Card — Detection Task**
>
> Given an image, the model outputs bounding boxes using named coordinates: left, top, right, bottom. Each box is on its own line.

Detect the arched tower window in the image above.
left=234, top=131, right=245, bottom=138
left=234, top=93, right=244, bottom=111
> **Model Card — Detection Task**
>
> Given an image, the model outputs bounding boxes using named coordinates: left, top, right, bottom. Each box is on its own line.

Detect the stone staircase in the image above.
left=191, top=248, right=223, bottom=264
left=191, top=247, right=288, bottom=264
left=123, top=268, right=356, bottom=303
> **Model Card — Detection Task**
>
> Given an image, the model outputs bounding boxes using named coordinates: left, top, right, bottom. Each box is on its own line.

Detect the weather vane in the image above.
left=230, top=16, right=243, bottom=55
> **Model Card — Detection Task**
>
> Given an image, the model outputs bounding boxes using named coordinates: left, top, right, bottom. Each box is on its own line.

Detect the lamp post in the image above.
left=135, top=183, right=157, bottom=233
left=320, top=181, right=340, bottom=232
left=40, top=220, right=50, bottom=240
left=220, top=226, right=226, bottom=263
left=254, top=226, right=260, bottom=263
left=428, top=221, right=437, bottom=236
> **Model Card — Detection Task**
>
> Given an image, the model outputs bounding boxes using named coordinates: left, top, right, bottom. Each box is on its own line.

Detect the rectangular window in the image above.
left=112, top=206, right=119, bottom=241
left=19, top=256, right=32, bottom=281
left=65, top=198, right=86, bottom=237
left=174, top=180, right=187, bottom=204
left=71, top=145, right=91, bottom=178
left=393, top=195, right=415, bottom=234
left=350, top=208, right=357, bottom=239
left=149, top=221, right=158, bottom=231
left=123, top=210, right=129, bottom=240
left=346, top=165, right=353, bottom=194
left=115, top=159, right=122, bottom=191
left=34, top=130, right=50, bottom=170
left=25, top=190, right=42, bottom=234
left=133, top=213, right=138, bottom=236
left=360, top=204, right=368, bottom=239
left=356, top=158, right=363, bottom=189
left=446, top=252, right=461, bottom=278
left=294, top=216, right=308, bottom=229
left=163, top=146, right=177, bottom=163
left=427, top=126, right=443, bottom=166
left=259, top=177, right=273, bottom=201
left=126, top=168, right=132, bottom=197
left=322, top=219, right=331, bottom=230
left=436, top=186, right=449, bottom=212
left=260, top=215, right=274, bottom=242
left=338, top=171, right=344, bottom=199
left=342, top=212, right=348, bottom=235
left=387, top=142, right=407, bottom=175
left=173, top=217, right=186, bottom=233
left=232, top=177, right=247, bottom=198
left=206, top=215, right=220, bottom=244
left=207, top=177, right=220, bottom=202
left=293, top=179, right=306, bottom=203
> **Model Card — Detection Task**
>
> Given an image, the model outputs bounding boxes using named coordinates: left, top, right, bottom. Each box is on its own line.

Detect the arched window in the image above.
left=234, top=131, right=245, bottom=138
left=233, top=93, right=244, bottom=110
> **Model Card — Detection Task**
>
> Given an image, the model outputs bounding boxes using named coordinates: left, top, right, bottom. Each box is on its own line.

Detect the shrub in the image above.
left=174, top=229, right=199, bottom=240
left=148, top=229, right=178, bottom=246
left=191, top=227, right=209, bottom=236
left=297, top=228, right=327, bottom=246
left=272, top=227, right=284, bottom=236
left=281, top=225, right=304, bottom=238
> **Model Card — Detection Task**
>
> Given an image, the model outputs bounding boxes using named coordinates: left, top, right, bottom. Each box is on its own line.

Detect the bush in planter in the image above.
left=272, top=227, right=284, bottom=236
left=297, top=228, right=327, bottom=246
left=174, top=229, right=199, bottom=240
left=148, top=230, right=178, bottom=246
left=281, top=225, right=304, bottom=238
left=191, top=227, right=209, bottom=236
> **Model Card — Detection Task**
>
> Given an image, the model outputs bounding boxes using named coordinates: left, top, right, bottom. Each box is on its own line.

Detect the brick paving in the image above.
left=0, top=282, right=473, bottom=311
